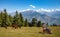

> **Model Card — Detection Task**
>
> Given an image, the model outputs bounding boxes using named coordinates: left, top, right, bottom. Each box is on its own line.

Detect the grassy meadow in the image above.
left=0, top=27, right=60, bottom=37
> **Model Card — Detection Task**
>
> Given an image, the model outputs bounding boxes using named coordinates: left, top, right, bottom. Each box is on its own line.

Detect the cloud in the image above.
left=29, top=5, right=35, bottom=8
left=20, top=8, right=60, bottom=12
left=26, top=9, right=30, bottom=10
left=36, top=8, right=55, bottom=12
left=56, top=9, right=60, bottom=11
left=20, top=9, right=31, bottom=12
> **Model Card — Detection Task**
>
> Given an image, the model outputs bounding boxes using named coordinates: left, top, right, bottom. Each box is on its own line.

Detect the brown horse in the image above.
left=42, top=23, right=52, bottom=34
left=12, top=23, right=18, bottom=29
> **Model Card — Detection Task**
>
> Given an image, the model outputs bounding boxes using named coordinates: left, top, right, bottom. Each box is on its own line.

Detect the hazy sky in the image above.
left=0, top=0, right=60, bottom=12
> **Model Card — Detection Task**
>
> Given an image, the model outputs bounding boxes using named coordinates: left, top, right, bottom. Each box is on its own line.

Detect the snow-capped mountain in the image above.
left=10, top=10, right=60, bottom=25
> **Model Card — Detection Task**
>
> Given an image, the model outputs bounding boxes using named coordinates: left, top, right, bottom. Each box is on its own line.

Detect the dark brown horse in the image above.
left=12, top=23, right=18, bottom=29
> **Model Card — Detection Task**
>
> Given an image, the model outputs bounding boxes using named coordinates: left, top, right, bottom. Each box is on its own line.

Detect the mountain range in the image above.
left=9, top=10, right=60, bottom=25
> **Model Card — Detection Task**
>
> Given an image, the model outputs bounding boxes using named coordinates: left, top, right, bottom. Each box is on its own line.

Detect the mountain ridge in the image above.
left=9, top=10, right=60, bottom=25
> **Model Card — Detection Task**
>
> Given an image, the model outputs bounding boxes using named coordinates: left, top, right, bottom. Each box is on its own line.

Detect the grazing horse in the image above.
left=46, top=28, right=52, bottom=34
left=12, top=23, right=18, bottom=29
left=42, top=23, right=52, bottom=34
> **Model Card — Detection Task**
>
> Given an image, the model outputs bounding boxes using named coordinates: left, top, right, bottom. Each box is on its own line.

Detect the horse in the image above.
left=12, top=23, right=18, bottom=29
left=42, top=27, right=52, bottom=34
left=42, top=23, right=52, bottom=34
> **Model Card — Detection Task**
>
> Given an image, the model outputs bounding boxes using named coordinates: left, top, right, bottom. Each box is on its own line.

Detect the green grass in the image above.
left=0, top=27, right=60, bottom=37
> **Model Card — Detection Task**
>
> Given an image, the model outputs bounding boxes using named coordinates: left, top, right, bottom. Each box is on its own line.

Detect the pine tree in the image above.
left=24, top=18, right=28, bottom=27
left=15, top=11, right=19, bottom=25
left=13, top=11, right=19, bottom=26
left=19, top=13, right=24, bottom=26
left=0, top=12, right=3, bottom=27
left=13, top=16, right=16, bottom=24
left=31, top=18, right=37, bottom=26
left=15, top=11, right=21, bottom=28
left=1, top=9, right=8, bottom=29
left=12, top=11, right=22, bottom=28
left=8, top=15, right=13, bottom=26
left=37, top=20, right=42, bottom=27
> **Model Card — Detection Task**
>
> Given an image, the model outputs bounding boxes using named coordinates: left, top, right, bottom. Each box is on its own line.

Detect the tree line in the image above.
left=0, top=9, right=59, bottom=29
left=0, top=9, right=43, bottom=29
